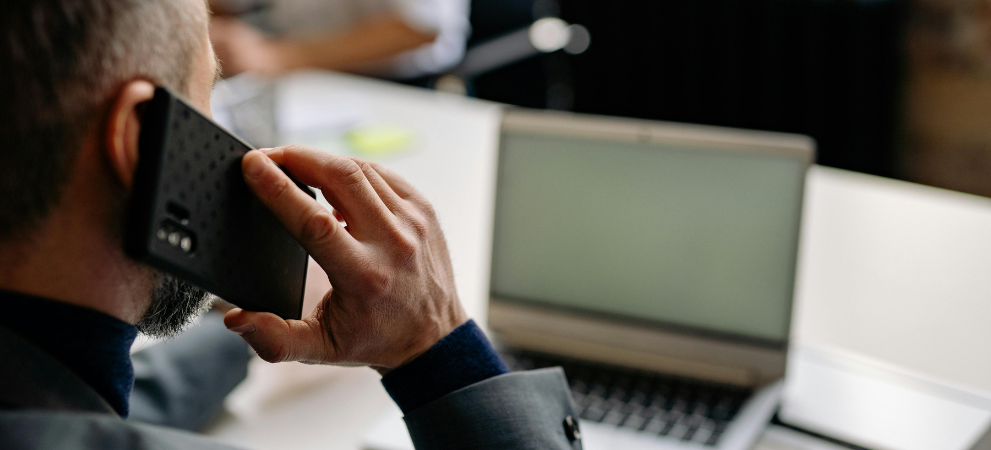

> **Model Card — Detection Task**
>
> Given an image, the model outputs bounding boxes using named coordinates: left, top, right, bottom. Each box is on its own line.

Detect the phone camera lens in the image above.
left=180, top=236, right=194, bottom=252
left=168, top=232, right=181, bottom=246
left=156, top=228, right=168, bottom=241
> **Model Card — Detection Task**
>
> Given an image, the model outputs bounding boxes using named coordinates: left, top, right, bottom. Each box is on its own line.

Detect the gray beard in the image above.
left=136, top=273, right=212, bottom=338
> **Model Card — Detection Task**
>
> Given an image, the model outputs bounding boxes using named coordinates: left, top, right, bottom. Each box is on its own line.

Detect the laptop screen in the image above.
left=490, top=128, right=808, bottom=344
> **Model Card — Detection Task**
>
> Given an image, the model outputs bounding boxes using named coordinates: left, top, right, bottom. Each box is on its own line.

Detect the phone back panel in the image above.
left=126, top=87, right=307, bottom=320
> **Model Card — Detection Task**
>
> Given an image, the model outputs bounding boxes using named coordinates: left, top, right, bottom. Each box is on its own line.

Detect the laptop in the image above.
left=361, top=109, right=813, bottom=450
left=487, top=109, right=814, bottom=449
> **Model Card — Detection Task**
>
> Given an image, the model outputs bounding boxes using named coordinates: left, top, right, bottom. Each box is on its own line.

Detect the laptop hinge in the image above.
left=489, top=299, right=787, bottom=387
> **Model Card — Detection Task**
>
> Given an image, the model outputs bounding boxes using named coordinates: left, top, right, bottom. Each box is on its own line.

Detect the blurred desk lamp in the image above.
left=435, top=17, right=590, bottom=95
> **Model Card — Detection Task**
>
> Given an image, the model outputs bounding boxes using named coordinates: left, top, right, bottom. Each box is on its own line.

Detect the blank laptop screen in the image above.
left=490, top=131, right=808, bottom=343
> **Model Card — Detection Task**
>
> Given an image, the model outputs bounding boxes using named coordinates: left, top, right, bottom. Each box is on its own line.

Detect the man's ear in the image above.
left=105, top=80, right=156, bottom=191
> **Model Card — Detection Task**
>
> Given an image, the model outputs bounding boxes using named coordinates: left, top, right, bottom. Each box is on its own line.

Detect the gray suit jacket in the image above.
left=0, top=314, right=582, bottom=450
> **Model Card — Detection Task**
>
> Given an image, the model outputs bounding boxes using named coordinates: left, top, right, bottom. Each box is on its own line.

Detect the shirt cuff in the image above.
left=381, top=319, right=509, bottom=414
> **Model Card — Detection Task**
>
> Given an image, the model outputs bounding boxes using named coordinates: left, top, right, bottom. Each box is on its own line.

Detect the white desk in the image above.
left=202, top=71, right=991, bottom=450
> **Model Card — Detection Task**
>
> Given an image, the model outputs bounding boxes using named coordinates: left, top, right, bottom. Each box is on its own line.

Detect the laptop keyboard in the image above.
left=501, top=349, right=752, bottom=447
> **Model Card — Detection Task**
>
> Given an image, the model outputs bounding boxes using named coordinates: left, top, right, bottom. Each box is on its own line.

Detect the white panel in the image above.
left=780, top=346, right=991, bottom=450
left=793, top=166, right=991, bottom=396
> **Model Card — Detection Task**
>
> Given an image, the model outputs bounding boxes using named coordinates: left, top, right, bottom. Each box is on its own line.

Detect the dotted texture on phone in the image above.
left=146, top=99, right=306, bottom=319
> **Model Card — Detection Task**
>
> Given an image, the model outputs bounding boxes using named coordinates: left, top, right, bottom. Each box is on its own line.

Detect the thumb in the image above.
left=224, top=308, right=333, bottom=363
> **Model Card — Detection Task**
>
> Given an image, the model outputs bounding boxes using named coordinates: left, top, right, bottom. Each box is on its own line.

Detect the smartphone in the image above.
left=125, top=87, right=310, bottom=320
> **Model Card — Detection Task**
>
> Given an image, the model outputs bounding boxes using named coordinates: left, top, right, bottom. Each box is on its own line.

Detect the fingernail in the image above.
left=229, top=323, right=257, bottom=337
left=243, top=152, right=269, bottom=180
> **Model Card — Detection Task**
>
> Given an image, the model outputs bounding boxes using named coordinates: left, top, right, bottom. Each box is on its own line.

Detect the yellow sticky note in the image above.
left=345, top=125, right=414, bottom=157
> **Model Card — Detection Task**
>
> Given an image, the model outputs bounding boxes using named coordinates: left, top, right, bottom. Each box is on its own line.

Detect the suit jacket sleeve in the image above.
left=403, top=367, right=582, bottom=450
left=127, top=312, right=251, bottom=431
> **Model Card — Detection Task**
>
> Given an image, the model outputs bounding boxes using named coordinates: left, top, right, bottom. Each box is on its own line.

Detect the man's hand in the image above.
left=224, top=146, right=468, bottom=372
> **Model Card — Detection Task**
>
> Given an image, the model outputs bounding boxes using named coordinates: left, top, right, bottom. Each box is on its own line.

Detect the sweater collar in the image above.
left=0, top=289, right=137, bottom=416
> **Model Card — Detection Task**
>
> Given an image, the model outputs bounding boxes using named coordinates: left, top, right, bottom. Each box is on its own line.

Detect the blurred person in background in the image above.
left=209, top=0, right=470, bottom=82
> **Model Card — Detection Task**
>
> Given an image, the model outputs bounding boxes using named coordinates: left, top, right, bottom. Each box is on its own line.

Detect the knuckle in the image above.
left=280, top=144, right=308, bottom=154
left=356, top=159, right=376, bottom=178
left=407, top=216, right=429, bottom=239
left=329, top=159, right=365, bottom=188
left=418, top=199, right=438, bottom=219
left=393, top=233, right=419, bottom=262
left=269, top=176, right=294, bottom=200
left=359, top=268, right=391, bottom=297
left=368, top=161, right=387, bottom=173
left=301, top=210, right=337, bottom=243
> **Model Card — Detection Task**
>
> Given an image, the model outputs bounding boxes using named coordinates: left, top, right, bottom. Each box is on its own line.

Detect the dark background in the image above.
left=468, top=0, right=909, bottom=179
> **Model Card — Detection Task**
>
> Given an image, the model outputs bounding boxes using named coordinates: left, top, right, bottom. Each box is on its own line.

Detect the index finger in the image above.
left=242, top=150, right=359, bottom=273
left=264, top=146, right=396, bottom=235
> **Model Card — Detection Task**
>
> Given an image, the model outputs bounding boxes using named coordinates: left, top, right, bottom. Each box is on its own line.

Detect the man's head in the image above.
left=0, top=0, right=222, bottom=337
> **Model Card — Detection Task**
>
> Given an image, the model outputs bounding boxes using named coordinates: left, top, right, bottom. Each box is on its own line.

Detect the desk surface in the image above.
left=202, top=71, right=991, bottom=450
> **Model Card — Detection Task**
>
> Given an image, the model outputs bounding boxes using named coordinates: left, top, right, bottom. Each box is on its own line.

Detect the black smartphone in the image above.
left=125, top=87, right=310, bottom=320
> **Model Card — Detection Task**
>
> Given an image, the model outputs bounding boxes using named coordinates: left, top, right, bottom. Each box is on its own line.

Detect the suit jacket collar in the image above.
left=0, top=326, right=117, bottom=416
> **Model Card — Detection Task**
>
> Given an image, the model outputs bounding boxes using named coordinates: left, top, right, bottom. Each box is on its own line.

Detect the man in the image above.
left=0, top=0, right=581, bottom=449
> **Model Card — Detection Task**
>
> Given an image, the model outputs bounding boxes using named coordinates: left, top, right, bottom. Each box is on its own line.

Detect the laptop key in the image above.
left=602, top=410, right=626, bottom=426
left=668, top=423, right=690, bottom=439
left=578, top=393, right=600, bottom=408
left=588, top=383, right=608, bottom=398
left=571, top=392, right=585, bottom=405
left=581, top=406, right=606, bottom=422
left=642, top=417, right=667, bottom=434
left=682, top=413, right=705, bottom=429
left=710, top=404, right=732, bottom=420
left=638, top=406, right=662, bottom=419
left=622, top=415, right=647, bottom=431
left=682, top=427, right=700, bottom=441
left=659, top=421, right=677, bottom=436
left=628, top=391, right=649, bottom=406
left=700, top=418, right=718, bottom=431
left=599, top=399, right=623, bottom=413
left=619, top=403, right=641, bottom=416
left=692, top=428, right=712, bottom=444
left=670, top=399, right=690, bottom=414
left=713, top=419, right=729, bottom=432
left=690, top=403, right=709, bottom=417
left=608, top=387, right=629, bottom=401
left=570, top=379, right=588, bottom=394
left=648, top=394, right=669, bottom=409
left=705, top=430, right=723, bottom=446
left=660, top=410, right=683, bottom=424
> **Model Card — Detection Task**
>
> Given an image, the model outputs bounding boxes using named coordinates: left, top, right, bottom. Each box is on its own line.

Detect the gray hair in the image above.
left=0, top=0, right=206, bottom=240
